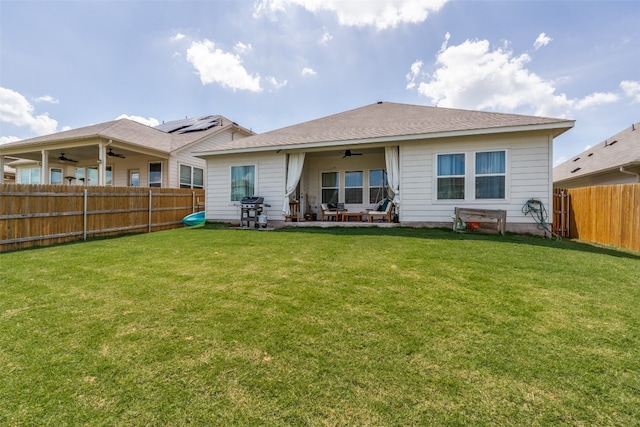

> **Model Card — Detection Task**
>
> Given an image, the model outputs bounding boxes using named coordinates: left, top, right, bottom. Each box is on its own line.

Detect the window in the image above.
left=437, top=154, right=465, bottom=199
left=475, top=151, right=505, bottom=199
left=180, top=164, right=204, bottom=189
left=130, top=170, right=140, bottom=187
left=231, top=165, right=255, bottom=201
left=50, top=168, right=63, bottom=185
left=75, top=167, right=86, bottom=185
left=19, top=168, right=40, bottom=184
left=74, top=167, right=99, bottom=186
left=321, top=172, right=339, bottom=204
left=344, top=171, right=363, bottom=204
left=369, top=169, right=387, bottom=204
left=149, top=162, right=162, bottom=187
left=106, top=166, right=113, bottom=186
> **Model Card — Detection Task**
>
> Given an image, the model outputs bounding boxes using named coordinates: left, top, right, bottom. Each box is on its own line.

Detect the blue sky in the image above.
left=1, top=0, right=638, bottom=165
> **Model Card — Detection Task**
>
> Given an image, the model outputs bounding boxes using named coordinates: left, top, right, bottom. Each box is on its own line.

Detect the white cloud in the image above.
left=320, top=27, right=333, bottom=45
left=409, top=35, right=624, bottom=117
left=573, top=92, right=619, bottom=110
left=171, top=32, right=186, bottom=42
left=0, top=135, right=21, bottom=145
left=0, top=87, right=58, bottom=135
left=266, top=76, right=288, bottom=90
left=302, top=67, right=316, bottom=76
left=115, top=114, right=160, bottom=127
left=234, top=41, right=253, bottom=55
left=621, top=80, right=640, bottom=103
left=254, top=0, right=449, bottom=30
left=405, top=60, right=424, bottom=90
left=34, top=95, right=60, bottom=104
left=533, top=32, right=552, bottom=50
left=186, top=39, right=262, bottom=92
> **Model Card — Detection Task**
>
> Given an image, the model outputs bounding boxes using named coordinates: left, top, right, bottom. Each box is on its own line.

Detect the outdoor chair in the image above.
left=285, top=200, right=300, bottom=222
left=320, top=203, right=341, bottom=221
left=367, top=198, right=393, bottom=223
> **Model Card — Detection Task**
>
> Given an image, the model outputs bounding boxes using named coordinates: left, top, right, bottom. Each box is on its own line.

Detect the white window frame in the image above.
left=230, top=164, right=256, bottom=202
left=434, top=149, right=509, bottom=202
left=149, top=162, right=162, bottom=188
left=344, top=170, right=363, bottom=204
left=474, top=150, right=507, bottom=200
left=50, top=168, right=63, bottom=185
left=436, top=153, right=466, bottom=201
left=320, top=171, right=340, bottom=205
left=19, top=167, right=40, bottom=184
left=368, top=169, right=387, bottom=204
left=180, top=164, right=204, bottom=189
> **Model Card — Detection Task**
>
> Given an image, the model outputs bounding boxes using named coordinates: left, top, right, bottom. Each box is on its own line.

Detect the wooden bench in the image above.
left=453, top=207, right=507, bottom=235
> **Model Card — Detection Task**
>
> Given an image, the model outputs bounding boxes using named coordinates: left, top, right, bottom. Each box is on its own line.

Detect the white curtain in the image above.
left=385, top=146, right=400, bottom=206
left=282, top=153, right=305, bottom=215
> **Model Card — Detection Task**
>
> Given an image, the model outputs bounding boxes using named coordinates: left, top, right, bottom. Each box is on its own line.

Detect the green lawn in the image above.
left=1, top=225, right=639, bottom=426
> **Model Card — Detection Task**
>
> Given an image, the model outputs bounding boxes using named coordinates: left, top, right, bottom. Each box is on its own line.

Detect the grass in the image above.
left=1, top=225, right=639, bottom=426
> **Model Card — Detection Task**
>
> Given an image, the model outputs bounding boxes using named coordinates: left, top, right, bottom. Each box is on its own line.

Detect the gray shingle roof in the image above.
left=195, top=102, right=574, bottom=154
left=554, top=122, right=640, bottom=183
left=0, top=116, right=241, bottom=154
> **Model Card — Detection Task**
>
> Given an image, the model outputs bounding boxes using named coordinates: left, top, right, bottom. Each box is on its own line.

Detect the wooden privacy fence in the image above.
left=0, top=184, right=205, bottom=252
left=554, top=184, right=640, bottom=253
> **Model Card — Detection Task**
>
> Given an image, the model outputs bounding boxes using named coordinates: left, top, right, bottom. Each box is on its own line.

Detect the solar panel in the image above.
left=155, top=116, right=219, bottom=133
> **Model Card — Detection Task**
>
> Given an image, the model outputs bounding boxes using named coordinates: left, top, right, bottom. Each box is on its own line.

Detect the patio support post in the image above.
left=98, top=142, right=107, bottom=186
left=41, top=150, right=49, bottom=184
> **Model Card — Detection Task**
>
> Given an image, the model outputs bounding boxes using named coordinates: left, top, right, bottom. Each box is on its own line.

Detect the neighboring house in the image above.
left=194, top=102, right=574, bottom=233
left=0, top=116, right=253, bottom=188
left=2, top=157, right=16, bottom=183
left=554, top=122, right=640, bottom=188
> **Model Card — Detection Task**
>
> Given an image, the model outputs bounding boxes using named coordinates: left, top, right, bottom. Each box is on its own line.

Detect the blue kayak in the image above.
left=182, top=211, right=206, bottom=226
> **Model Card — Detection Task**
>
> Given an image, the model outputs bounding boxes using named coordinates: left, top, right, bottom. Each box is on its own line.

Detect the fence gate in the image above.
left=553, top=189, right=570, bottom=238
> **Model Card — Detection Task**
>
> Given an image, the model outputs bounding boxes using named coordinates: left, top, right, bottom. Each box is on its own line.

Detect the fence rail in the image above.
left=0, top=184, right=205, bottom=252
left=554, top=184, right=639, bottom=253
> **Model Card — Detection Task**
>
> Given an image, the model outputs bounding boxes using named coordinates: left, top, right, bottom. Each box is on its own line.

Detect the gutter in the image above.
left=620, top=164, right=640, bottom=182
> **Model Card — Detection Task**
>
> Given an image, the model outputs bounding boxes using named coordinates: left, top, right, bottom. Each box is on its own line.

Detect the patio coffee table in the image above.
left=342, top=211, right=368, bottom=222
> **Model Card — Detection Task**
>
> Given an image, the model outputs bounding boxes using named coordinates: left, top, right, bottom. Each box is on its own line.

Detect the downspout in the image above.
left=619, top=165, right=640, bottom=183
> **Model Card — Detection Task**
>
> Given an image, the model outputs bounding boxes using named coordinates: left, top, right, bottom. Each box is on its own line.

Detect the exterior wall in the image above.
left=399, top=131, right=554, bottom=231
left=169, top=129, right=248, bottom=188
left=301, top=151, right=386, bottom=217
left=205, top=152, right=285, bottom=222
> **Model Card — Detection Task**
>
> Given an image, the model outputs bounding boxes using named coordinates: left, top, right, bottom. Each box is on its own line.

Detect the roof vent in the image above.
left=571, top=167, right=581, bottom=173
left=588, top=153, right=593, bottom=157
left=377, top=101, right=383, bottom=104
left=605, top=140, right=617, bottom=147
left=572, top=157, right=580, bottom=162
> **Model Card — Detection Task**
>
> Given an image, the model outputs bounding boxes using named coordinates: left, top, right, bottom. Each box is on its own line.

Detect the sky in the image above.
left=1, top=0, right=639, bottom=165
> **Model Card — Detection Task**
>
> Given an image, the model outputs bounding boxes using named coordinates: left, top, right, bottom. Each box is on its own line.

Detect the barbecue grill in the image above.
left=240, top=196, right=265, bottom=228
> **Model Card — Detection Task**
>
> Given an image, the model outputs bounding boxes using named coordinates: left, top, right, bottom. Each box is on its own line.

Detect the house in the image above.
left=0, top=116, right=253, bottom=188
left=554, top=122, right=640, bottom=188
left=194, top=102, right=574, bottom=233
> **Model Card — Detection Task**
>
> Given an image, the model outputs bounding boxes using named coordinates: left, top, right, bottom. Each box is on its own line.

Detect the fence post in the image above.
left=148, top=190, right=153, bottom=233
left=83, top=188, right=88, bottom=241
left=192, top=192, right=196, bottom=213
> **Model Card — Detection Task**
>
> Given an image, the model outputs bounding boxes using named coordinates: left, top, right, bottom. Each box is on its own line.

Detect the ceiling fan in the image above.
left=107, top=148, right=126, bottom=158
left=342, top=149, right=363, bottom=158
left=58, top=153, right=78, bottom=163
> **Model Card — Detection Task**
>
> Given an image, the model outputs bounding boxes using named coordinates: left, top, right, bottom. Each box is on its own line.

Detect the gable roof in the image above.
left=0, top=115, right=248, bottom=155
left=554, top=122, right=640, bottom=183
left=194, top=102, right=574, bottom=156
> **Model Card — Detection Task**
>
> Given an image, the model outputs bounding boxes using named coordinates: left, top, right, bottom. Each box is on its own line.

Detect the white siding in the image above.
left=205, top=152, right=285, bottom=222
left=170, top=129, right=248, bottom=188
left=399, top=131, right=553, bottom=227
